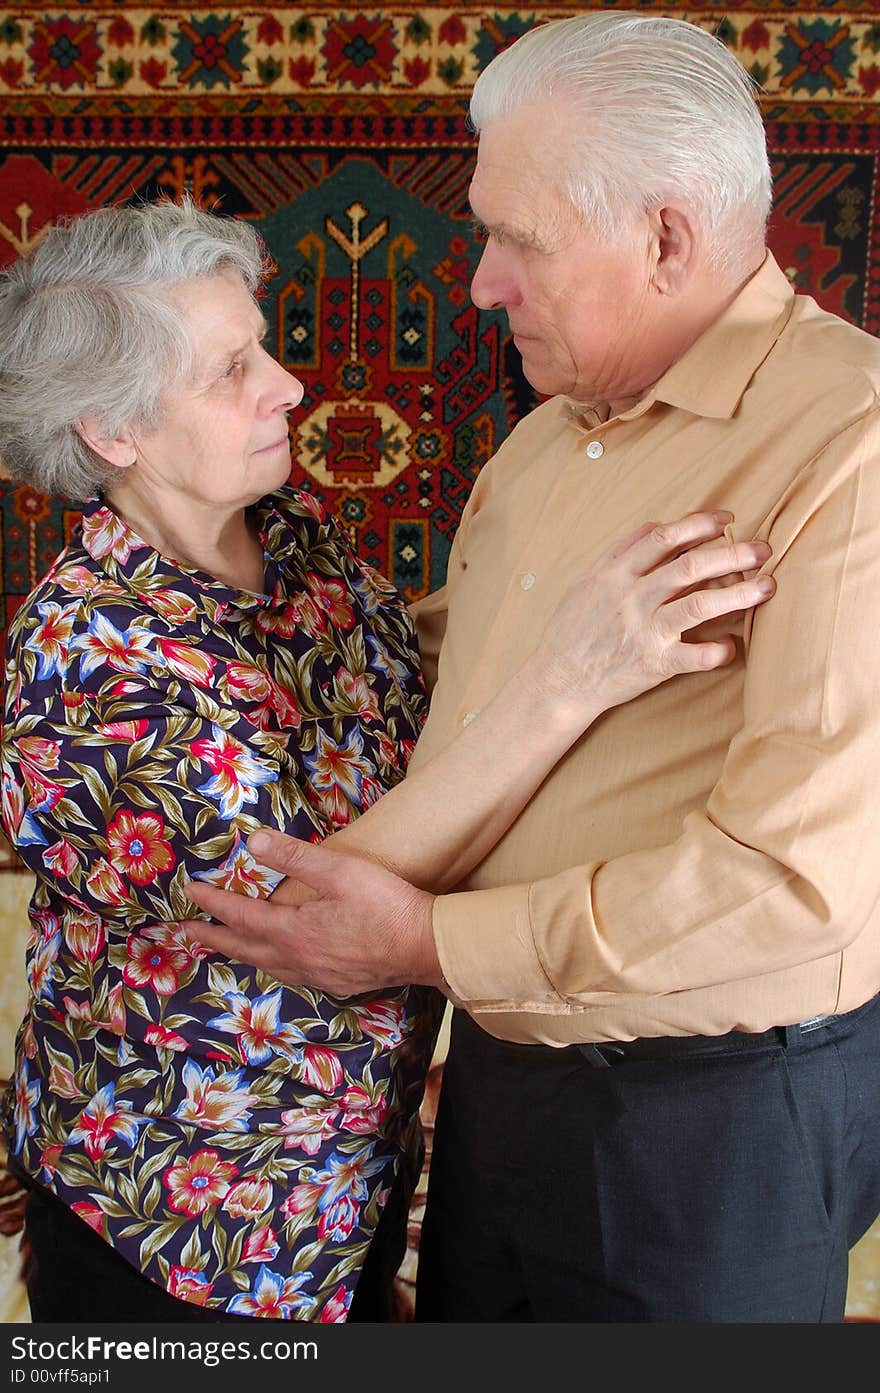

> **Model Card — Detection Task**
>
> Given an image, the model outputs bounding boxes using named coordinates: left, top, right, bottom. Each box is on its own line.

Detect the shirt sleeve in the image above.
left=408, top=587, right=449, bottom=699
left=433, top=411, right=880, bottom=1017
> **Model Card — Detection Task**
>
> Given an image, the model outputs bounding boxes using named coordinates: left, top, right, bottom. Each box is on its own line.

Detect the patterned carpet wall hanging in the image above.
left=1, top=4, right=879, bottom=640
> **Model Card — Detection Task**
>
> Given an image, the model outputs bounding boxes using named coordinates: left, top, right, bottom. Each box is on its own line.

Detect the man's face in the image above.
left=468, top=102, right=661, bottom=407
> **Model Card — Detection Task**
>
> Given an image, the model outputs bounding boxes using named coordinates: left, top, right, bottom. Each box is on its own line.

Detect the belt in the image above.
left=577, top=1013, right=838, bottom=1069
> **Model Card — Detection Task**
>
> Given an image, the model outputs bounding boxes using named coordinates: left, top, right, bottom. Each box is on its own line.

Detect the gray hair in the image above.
left=470, top=13, right=772, bottom=267
left=0, top=196, right=268, bottom=500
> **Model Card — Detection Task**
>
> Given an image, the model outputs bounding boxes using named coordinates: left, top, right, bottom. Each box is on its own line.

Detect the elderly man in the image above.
left=188, top=14, right=880, bottom=1322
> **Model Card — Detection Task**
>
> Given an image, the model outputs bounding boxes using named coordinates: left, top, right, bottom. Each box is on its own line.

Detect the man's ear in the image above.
left=74, top=418, right=137, bottom=468
left=646, top=203, right=699, bottom=295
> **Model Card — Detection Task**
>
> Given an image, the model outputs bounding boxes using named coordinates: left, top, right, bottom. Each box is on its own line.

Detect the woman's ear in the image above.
left=74, top=418, right=137, bottom=468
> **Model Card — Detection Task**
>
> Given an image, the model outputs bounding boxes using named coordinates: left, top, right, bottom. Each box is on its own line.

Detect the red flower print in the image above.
left=96, top=720, right=148, bottom=741
left=155, top=638, right=216, bottom=686
left=107, top=982, right=126, bottom=1034
left=306, top=573, right=355, bottom=630
left=222, top=1177, right=273, bottom=1219
left=355, top=998, right=405, bottom=1049
left=163, top=1149, right=239, bottom=1217
left=144, top=1024, right=188, bottom=1052
left=320, top=1284, right=352, bottom=1323
left=39, top=1144, right=64, bottom=1180
left=168, top=1267, right=213, bottom=1306
left=42, top=839, right=79, bottom=878
left=317, top=1193, right=359, bottom=1242
left=68, top=1083, right=142, bottom=1161
left=338, top=1084, right=388, bottom=1135
left=224, top=663, right=302, bottom=732
left=123, top=931, right=191, bottom=996
left=85, top=857, right=128, bottom=906
left=106, top=810, right=175, bottom=885
left=283, top=1182, right=318, bottom=1220
left=295, top=493, right=326, bottom=523
left=241, top=1227, right=280, bottom=1264
left=280, top=1105, right=338, bottom=1157
left=65, top=910, right=105, bottom=964
left=147, top=589, right=198, bottom=624
left=70, top=1202, right=105, bottom=1235
left=334, top=667, right=380, bottom=721
left=299, top=1045, right=344, bottom=1092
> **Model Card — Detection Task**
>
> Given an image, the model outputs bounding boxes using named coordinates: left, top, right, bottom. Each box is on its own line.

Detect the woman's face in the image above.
left=130, top=269, right=303, bottom=510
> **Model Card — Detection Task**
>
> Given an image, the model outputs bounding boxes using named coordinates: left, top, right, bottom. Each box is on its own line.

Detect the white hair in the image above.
left=0, top=196, right=268, bottom=500
left=470, top=13, right=772, bottom=268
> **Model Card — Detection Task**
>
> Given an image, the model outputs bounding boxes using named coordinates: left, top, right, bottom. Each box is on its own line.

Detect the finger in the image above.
left=621, top=511, right=735, bottom=574
left=669, top=635, right=739, bottom=673
left=181, top=907, right=253, bottom=961
left=246, top=829, right=341, bottom=891
left=184, top=878, right=295, bottom=938
left=660, top=574, right=775, bottom=634
left=651, top=540, right=771, bottom=598
left=602, top=519, right=656, bottom=561
left=181, top=893, right=308, bottom=986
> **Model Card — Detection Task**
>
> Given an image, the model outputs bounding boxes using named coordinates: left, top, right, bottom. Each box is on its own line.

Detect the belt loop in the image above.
left=781, top=1022, right=802, bottom=1049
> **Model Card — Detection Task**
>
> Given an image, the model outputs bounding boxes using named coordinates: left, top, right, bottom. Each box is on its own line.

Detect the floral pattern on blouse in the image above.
left=0, top=486, right=444, bottom=1321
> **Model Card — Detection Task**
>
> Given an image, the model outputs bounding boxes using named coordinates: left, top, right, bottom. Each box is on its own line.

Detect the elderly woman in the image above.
left=0, top=198, right=773, bottom=1323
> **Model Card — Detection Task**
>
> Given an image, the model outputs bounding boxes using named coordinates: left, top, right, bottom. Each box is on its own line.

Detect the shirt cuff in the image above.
left=432, top=880, right=567, bottom=1008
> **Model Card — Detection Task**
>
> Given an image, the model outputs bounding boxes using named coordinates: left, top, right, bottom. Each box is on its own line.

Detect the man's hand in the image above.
left=183, top=830, right=444, bottom=996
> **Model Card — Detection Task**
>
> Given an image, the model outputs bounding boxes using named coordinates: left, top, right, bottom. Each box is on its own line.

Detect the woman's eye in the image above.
left=221, top=358, right=243, bottom=381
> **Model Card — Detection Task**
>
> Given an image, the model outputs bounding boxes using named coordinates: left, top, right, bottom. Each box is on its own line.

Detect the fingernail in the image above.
left=249, top=831, right=270, bottom=855
left=757, top=577, right=775, bottom=594
left=713, top=510, right=733, bottom=522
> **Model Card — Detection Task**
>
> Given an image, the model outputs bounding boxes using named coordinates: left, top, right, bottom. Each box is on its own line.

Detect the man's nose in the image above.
left=470, top=243, right=517, bottom=311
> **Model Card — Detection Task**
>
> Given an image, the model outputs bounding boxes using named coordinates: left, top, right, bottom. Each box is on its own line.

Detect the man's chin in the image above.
left=517, top=359, right=568, bottom=398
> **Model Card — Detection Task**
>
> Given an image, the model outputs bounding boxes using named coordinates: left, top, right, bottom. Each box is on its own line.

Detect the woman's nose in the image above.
left=264, top=352, right=304, bottom=411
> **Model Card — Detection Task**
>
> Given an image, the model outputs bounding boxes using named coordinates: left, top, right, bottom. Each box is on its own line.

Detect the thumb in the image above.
left=248, top=829, right=340, bottom=892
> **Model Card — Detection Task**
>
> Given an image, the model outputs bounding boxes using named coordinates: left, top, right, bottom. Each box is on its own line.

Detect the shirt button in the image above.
left=520, top=572, right=536, bottom=591
left=462, top=710, right=477, bottom=727
left=585, top=439, right=604, bottom=459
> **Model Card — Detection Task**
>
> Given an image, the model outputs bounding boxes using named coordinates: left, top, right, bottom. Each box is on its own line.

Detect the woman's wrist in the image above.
left=514, top=649, right=604, bottom=741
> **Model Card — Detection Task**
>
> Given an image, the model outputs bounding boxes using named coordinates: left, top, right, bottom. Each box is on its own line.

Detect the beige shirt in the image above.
left=409, top=252, right=880, bottom=1045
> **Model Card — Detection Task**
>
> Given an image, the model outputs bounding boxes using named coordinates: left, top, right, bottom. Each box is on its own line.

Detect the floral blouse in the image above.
left=0, top=486, right=444, bottom=1322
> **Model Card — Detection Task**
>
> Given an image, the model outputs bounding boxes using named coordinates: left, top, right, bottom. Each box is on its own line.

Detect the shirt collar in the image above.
left=565, top=251, right=797, bottom=426
left=78, top=494, right=286, bottom=617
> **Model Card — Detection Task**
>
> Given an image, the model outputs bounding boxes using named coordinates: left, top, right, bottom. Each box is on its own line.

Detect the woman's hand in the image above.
left=528, top=509, right=774, bottom=720
left=231, top=510, right=774, bottom=907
